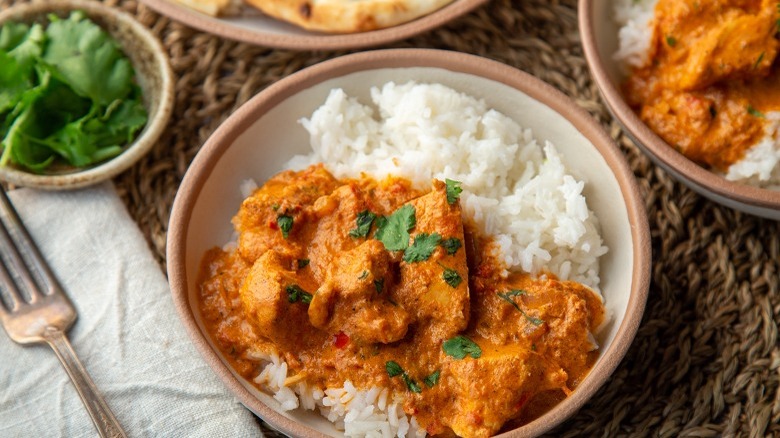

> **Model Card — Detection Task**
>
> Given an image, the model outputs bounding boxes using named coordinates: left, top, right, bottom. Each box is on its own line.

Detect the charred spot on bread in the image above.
left=299, top=2, right=312, bottom=18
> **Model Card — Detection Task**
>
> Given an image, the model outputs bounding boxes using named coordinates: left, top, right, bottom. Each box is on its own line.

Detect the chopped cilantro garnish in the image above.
left=272, top=203, right=280, bottom=211
left=748, top=105, right=765, bottom=118
left=442, top=336, right=481, bottom=359
left=385, top=360, right=404, bottom=377
left=375, top=204, right=416, bottom=251
left=359, top=270, right=369, bottom=280
left=403, top=375, right=422, bottom=393
left=754, top=52, right=765, bottom=70
left=286, top=284, right=312, bottom=304
left=386, top=361, right=422, bottom=393
left=423, top=370, right=440, bottom=388
left=277, top=215, right=293, bottom=239
left=297, top=259, right=310, bottom=269
left=441, top=237, right=462, bottom=255
left=374, top=278, right=385, bottom=293
left=442, top=268, right=462, bottom=288
left=497, top=290, right=543, bottom=325
left=665, top=35, right=677, bottom=47
left=349, top=210, right=376, bottom=238
left=403, top=232, right=442, bottom=263
left=445, top=179, right=463, bottom=204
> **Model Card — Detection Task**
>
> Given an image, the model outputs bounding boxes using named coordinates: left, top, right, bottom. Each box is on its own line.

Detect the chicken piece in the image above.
left=239, top=250, right=313, bottom=346
left=445, top=344, right=568, bottom=438
left=391, top=180, right=470, bottom=342
left=656, top=0, right=778, bottom=90
left=307, top=183, right=371, bottom=284
left=233, top=165, right=339, bottom=263
left=308, top=240, right=410, bottom=344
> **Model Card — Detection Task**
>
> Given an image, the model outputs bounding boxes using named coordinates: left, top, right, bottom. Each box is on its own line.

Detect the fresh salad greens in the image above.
left=0, top=11, right=147, bottom=172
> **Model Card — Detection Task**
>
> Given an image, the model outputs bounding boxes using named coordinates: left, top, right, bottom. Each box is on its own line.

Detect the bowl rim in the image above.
left=138, top=0, right=489, bottom=51
left=167, top=48, right=652, bottom=437
left=578, top=0, right=780, bottom=211
left=0, top=0, right=175, bottom=190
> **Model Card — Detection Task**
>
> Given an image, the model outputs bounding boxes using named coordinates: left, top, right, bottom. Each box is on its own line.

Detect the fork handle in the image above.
left=44, top=329, right=127, bottom=438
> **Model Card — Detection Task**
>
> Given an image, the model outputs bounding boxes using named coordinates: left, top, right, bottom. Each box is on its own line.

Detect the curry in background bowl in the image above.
left=580, top=0, right=780, bottom=219
left=0, top=0, right=174, bottom=190
left=167, top=49, right=651, bottom=437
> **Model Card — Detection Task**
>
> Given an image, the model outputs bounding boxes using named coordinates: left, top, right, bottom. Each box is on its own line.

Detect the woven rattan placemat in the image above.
left=3, top=0, right=779, bottom=436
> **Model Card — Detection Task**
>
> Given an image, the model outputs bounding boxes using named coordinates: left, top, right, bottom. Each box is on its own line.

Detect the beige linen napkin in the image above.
left=0, top=183, right=261, bottom=437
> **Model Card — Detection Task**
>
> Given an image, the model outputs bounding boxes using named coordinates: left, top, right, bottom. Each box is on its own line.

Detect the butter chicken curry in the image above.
left=625, top=0, right=780, bottom=171
left=198, top=164, right=605, bottom=437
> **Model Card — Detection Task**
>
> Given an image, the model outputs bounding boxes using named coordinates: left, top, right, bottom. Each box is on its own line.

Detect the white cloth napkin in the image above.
left=0, top=183, right=261, bottom=437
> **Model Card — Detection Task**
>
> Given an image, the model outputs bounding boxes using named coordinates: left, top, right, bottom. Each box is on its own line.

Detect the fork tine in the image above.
left=0, top=188, right=61, bottom=302
left=0, top=257, right=21, bottom=313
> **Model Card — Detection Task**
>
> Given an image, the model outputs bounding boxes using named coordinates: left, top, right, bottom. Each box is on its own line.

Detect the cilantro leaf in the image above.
left=386, top=361, right=422, bottom=393
left=349, top=210, right=376, bottom=238
left=423, top=370, right=440, bottom=388
left=42, top=12, right=133, bottom=105
left=385, top=361, right=404, bottom=377
left=442, top=336, right=481, bottom=359
left=441, top=237, right=462, bottom=255
left=286, top=284, right=312, bottom=304
left=402, top=375, right=422, bottom=393
left=442, top=268, right=462, bottom=288
left=0, top=13, right=148, bottom=172
left=403, top=232, right=442, bottom=263
left=375, top=204, right=416, bottom=251
left=277, top=215, right=293, bottom=238
left=445, top=179, right=462, bottom=204
left=374, top=278, right=384, bottom=293
left=497, top=290, right=543, bottom=325
left=297, top=259, right=310, bottom=269
left=748, top=105, right=765, bottom=118
left=358, top=270, right=369, bottom=280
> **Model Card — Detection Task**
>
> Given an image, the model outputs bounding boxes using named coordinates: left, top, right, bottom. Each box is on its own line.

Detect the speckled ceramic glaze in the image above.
left=0, top=0, right=174, bottom=190
left=579, top=0, right=780, bottom=220
left=167, top=49, right=652, bottom=438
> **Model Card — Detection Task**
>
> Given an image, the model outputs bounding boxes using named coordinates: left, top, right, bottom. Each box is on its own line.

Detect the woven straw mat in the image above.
left=3, top=0, right=779, bottom=436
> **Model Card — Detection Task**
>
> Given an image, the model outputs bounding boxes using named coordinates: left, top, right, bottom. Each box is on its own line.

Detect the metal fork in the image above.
left=0, top=187, right=126, bottom=438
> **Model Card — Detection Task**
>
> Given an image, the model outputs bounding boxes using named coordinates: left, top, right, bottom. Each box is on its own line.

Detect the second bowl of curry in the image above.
left=580, top=0, right=780, bottom=219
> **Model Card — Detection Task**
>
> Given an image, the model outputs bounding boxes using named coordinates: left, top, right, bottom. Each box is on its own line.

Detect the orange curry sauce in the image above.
left=625, top=0, right=780, bottom=170
left=197, top=164, right=604, bottom=438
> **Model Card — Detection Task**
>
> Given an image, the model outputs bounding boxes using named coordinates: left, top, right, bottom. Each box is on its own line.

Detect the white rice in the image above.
left=613, top=0, right=658, bottom=70
left=613, top=0, right=780, bottom=188
left=288, top=81, right=607, bottom=290
left=249, top=349, right=426, bottom=438
left=248, top=81, right=609, bottom=436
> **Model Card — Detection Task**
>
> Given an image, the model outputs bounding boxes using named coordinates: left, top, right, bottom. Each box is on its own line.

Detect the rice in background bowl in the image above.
left=166, top=49, right=650, bottom=438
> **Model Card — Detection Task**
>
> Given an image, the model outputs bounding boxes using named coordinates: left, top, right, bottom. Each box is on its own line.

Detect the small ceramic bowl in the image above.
left=579, top=0, right=780, bottom=220
left=0, top=0, right=174, bottom=190
left=167, top=49, right=651, bottom=437
left=139, top=0, right=488, bottom=51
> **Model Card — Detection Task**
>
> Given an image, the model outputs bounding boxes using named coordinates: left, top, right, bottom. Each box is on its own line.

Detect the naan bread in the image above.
left=242, top=0, right=455, bottom=33
left=171, top=0, right=243, bottom=16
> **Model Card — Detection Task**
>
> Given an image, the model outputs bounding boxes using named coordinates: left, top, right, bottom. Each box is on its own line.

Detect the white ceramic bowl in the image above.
left=0, top=0, right=174, bottom=190
left=167, top=49, right=651, bottom=437
left=580, top=0, right=780, bottom=220
left=139, top=0, right=488, bottom=50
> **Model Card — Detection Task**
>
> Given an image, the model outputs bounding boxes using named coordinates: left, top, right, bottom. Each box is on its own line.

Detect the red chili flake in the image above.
left=334, top=331, right=349, bottom=349
left=269, top=220, right=278, bottom=230
left=514, top=393, right=530, bottom=412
